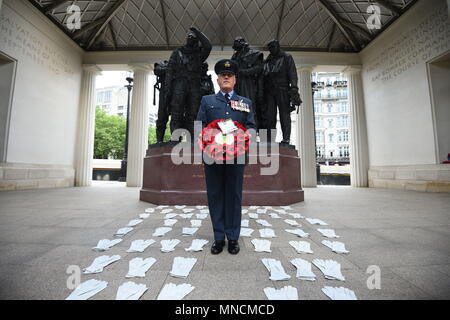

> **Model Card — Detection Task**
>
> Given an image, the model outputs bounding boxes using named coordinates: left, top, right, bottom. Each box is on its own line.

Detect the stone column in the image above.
left=297, top=66, right=317, bottom=188
left=344, top=66, right=369, bottom=187
left=75, top=65, right=101, bottom=186
left=126, top=64, right=151, bottom=187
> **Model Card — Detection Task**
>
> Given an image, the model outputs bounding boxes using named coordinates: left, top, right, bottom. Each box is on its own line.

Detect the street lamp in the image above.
left=119, top=77, right=133, bottom=182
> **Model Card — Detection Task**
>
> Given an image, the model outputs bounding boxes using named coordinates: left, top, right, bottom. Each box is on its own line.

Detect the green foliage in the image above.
left=94, top=106, right=126, bottom=159
left=148, top=122, right=172, bottom=145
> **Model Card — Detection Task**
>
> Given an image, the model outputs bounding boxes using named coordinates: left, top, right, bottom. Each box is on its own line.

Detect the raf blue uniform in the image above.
left=197, top=89, right=256, bottom=242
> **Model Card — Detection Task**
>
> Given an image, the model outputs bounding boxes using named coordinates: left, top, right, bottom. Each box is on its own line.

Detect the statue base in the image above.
left=140, top=142, right=304, bottom=206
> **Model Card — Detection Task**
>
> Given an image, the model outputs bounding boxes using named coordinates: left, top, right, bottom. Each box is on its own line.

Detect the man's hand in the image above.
left=189, top=26, right=200, bottom=34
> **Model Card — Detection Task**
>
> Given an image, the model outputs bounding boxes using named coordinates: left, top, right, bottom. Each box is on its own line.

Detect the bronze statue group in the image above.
left=154, top=27, right=302, bottom=145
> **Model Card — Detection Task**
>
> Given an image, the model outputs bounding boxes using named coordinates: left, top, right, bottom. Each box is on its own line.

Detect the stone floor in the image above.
left=0, top=181, right=449, bottom=300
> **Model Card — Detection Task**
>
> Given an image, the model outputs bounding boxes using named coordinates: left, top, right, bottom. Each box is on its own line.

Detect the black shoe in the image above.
left=211, top=240, right=226, bottom=254
left=228, top=240, right=240, bottom=255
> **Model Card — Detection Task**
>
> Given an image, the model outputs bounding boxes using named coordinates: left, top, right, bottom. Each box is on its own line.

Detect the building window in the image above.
left=315, top=117, right=322, bottom=128
left=338, top=116, right=349, bottom=127
left=316, top=146, right=325, bottom=157
left=338, top=130, right=349, bottom=142
left=339, top=146, right=350, bottom=157
left=339, top=102, right=348, bottom=113
left=316, top=132, right=323, bottom=142
left=327, top=104, right=333, bottom=113
left=314, top=104, right=321, bottom=113
left=328, top=119, right=333, bottom=128
left=328, top=134, right=334, bottom=143
left=118, top=106, right=124, bottom=111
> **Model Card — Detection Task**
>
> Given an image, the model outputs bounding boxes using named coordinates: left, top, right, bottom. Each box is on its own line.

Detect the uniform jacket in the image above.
left=196, top=92, right=257, bottom=165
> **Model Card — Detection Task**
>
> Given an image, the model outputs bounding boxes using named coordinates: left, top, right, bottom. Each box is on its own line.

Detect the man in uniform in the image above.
left=231, top=37, right=264, bottom=129
left=263, top=39, right=302, bottom=144
left=196, top=59, right=256, bottom=255
left=165, top=27, right=212, bottom=140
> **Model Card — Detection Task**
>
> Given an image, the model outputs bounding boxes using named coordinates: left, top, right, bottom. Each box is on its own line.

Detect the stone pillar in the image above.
left=344, top=66, right=369, bottom=187
left=126, top=64, right=151, bottom=187
left=75, top=65, right=101, bottom=187
left=297, top=66, right=317, bottom=188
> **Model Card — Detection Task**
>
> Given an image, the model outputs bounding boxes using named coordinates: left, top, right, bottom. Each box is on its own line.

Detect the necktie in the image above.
left=225, top=93, right=230, bottom=104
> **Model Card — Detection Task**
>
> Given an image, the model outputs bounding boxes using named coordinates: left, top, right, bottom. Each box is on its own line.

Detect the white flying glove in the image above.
left=156, top=205, right=169, bottom=209
left=169, top=257, right=197, bottom=278
left=199, top=209, right=209, bottom=214
left=248, top=213, right=259, bottom=219
left=164, top=219, right=178, bottom=227
left=66, top=279, right=108, bottom=300
left=264, top=286, right=298, bottom=300
left=190, top=220, right=202, bottom=228
left=175, top=205, right=186, bottom=209
left=289, top=213, right=304, bottom=219
left=83, top=255, right=121, bottom=274
left=179, top=213, right=194, bottom=219
left=249, top=206, right=259, bottom=210
left=289, top=241, right=313, bottom=254
left=322, top=286, right=357, bottom=300
left=145, top=208, right=155, bottom=213
left=306, top=218, right=328, bottom=226
left=284, top=219, right=300, bottom=226
left=157, top=283, right=195, bottom=300
left=285, top=229, right=309, bottom=238
left=152, top=227, right=172, bottom=237
left=280, top=206, right=292, bottom=210
left=312, top=259, right=346, bottom=281
left=92, top=239, right=122, bottom=252
left=196, top=205, right=206, bottom=209
left=322, top=240, right=349, bottom=253
left=240, top=227, right=254, bottom=237
left=161, top=208, right=173, bottom=214
left=269, top=213, right=281, bottom=219
left=256, top=219, right=272, bottom=227
left=196, top=213, right=208, bottom=220
left=263, top=206, right=273, bottom=210
left=116, top=282, right=147, bottom=300
left=317, top=228, right=340, bottom=238
left=241, top=219, right=249, bottom=227
left=127, top=239, right=156, bottom=253
left=182, top=208, right=194, bottom=213
left=257, top=209, right=267, bottom=214
left=161, top=239, right=181, bottom=252
left=259, top=228, right=276, bottom=238
left=261, top=258, right=291, bottom=281
left=126, top=257, right=156, bottom=278
left=274, top=209, right=287, bottom=214
left=185, top=239, right=209, bottom=252
left=251, top=239, right=272, bottom=252
left=182, top=227, right=199, bottom=236
left=114, top=227, right=133, bottom=237
left=139, top=213, right=150, bottom=219
left=127, top=219, right=143, bottom=227
left=291, top=258, right=316, bottom=281
left=165, top=213, right=178, bottom=219
left=241, top=209, right=248, bottom=214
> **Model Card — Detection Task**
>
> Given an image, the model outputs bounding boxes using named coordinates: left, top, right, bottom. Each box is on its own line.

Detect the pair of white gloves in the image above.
left=127, top=219, right=142, bottom=227
left=312, top=259, right=346, bottom=281
left=289, top=241, right=313, bottom=254
left=196, top=213, right=208, bottom=220
left=268, top=213, right=281, bottom=219
left=318, top=229, right=340, bottom=238
left=322, top=286, right=357, bottom=300
left=291, top=258, right=316, bottom=281
left=248, top=213, right=259, bottom=219
left=185, top=239, right=209, bottom=252
left=164, top=219, right=178, bottom=227
left=157, top=283, right=195, bottom=300
left=284, top=219, right=300, bottom=226
left=256, top=219, right=272, bottom=227
left=322, top=240, right=349, bottom=253
left=240, top=227, right=254, bottom=237
left=259, top=228, right=276, bottom=238
left=116, top=282, right=148, bottom=300
left=152, top=227, right=172, bottom=237
left=66, top=279, right=108, bottom=300
left=285, top=229, right=309, bottom=238
left=160, top=239, right=181, bottom=252
left=126, top=257, right=156, bottom=278
left=83, top=255, right=121, bottom=274
left=264, top=286, right=298, bottom=300
left=114, top=227, right=133, bottom=237
left=289, top=213, right=304, bottom=219
left=169, top=257, right=197, bottom=278
left=139, top=213, right=150, bottom=219
left=251, top=239, right=272, bottom=252
left=182, top=227, right=198, bottom=236
left=306, top=218, right=328, bottom=226
left=190, top=220, right=202, bottom=228
left=92, top=239, right=122, bottom=252
left=127, top=239, right=155, bottom=253
left=241, top=219, right=249, bottom=227
left=261, top=258, right=291, bottom=281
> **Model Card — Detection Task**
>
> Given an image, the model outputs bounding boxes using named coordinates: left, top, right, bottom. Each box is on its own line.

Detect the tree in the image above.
left=94, top=106, right=126, bottom=159
left=148, top=122, right=172, bottom=145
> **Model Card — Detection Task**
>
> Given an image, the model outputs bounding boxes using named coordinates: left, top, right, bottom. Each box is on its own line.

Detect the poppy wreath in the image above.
left=198, top=119, right=251, bottom=161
